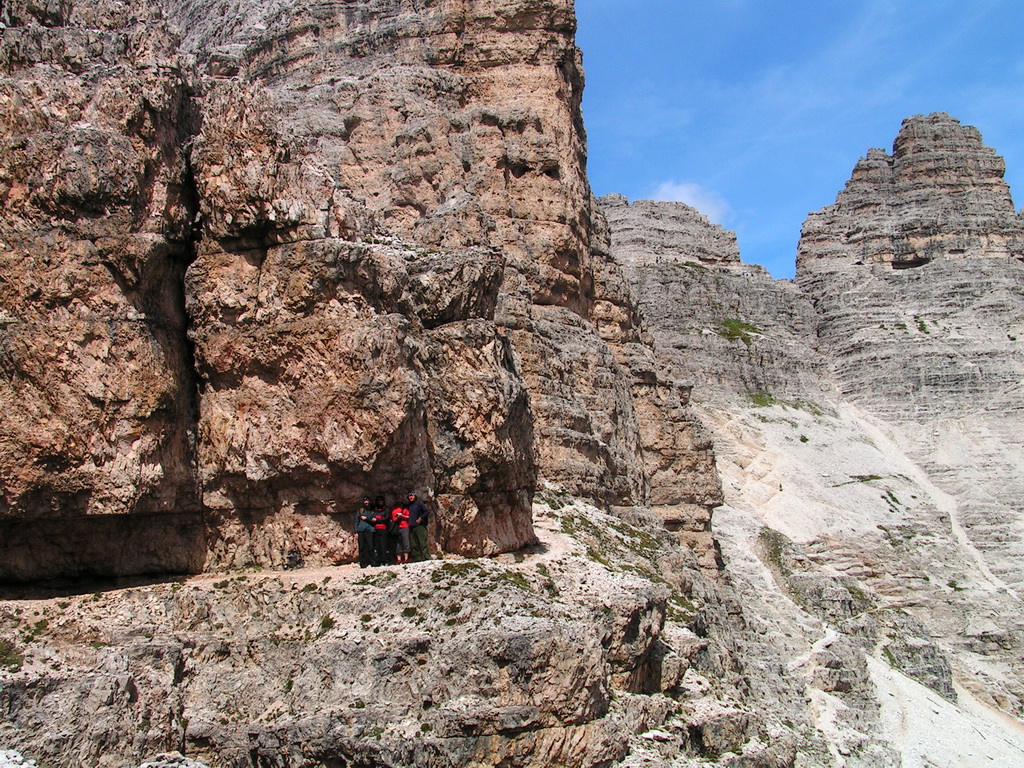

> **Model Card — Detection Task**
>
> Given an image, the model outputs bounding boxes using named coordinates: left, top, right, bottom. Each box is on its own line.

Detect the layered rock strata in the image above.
left=601, top=194, right=829, bottom=403
left=599, top=195, right=818, bottom=558
left=0, top=0, right=723, bottom=579
left=602, top=113, right=1024, bottom=754
left=798, top=112, right=1024, bottom=270
left=794, top=113, right=1024, bottom=717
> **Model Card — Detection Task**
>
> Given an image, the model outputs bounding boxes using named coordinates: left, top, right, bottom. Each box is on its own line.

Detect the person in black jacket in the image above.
left=407, top=490, right=431, bottom=562
left=355, top=497, right=374, bottom=568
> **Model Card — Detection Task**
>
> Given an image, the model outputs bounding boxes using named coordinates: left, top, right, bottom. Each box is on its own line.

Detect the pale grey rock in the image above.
left=0, top=500, right=764, bottom=768
left=600, top=113, right=1024, bottom=766
left=0, top=751, right=38, bottom=768
left=789, top=114, right=1024, bottom=720
left=798, top=112, right=1024, bottom=270
left=599, top=194, right=741, bottom=270
left=139, top=754, right=210, bottom=768
left=600, top=194, right=829, bottom=404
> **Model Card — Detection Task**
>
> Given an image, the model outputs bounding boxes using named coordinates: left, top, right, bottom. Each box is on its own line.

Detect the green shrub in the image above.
left=718, top=318, right=761, bottom=346
left=0, top=639, right=23, bottom=671
left=749, top=391, right=778, bottom=408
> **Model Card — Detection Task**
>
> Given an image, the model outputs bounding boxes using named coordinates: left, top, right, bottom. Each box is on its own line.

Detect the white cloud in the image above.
left=650, top=180, right=732, bottom=225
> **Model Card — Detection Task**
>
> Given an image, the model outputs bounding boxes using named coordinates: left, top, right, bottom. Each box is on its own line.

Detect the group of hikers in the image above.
left=354, top=491, right=430, bottom=567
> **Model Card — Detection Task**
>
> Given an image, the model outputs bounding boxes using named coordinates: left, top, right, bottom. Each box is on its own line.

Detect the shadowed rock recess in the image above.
left=3, top=0, right=1024, bottom=765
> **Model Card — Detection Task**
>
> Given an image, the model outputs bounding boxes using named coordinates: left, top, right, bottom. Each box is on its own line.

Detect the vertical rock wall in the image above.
left=0, top=0, right=723, bottom=579
left=0, top=2, right=205, bottom=580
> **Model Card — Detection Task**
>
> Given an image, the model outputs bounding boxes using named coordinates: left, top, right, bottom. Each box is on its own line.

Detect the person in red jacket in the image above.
left=370, top=496, right=390, bottom=567
left=391, top=501, right=411, bottom=564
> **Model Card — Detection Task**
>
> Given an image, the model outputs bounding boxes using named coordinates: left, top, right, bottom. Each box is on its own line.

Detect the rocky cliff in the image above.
left=2, top=1, right=1024, bottom=765
left=601, top=113, right=1024, bottom=765
left=0, top=0, right=720, bottom=581
left=0, top=0, right=205, bottom=579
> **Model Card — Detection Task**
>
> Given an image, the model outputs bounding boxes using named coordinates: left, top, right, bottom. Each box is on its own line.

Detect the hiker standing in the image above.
left=355, top=496, right=374, bottom=568
left=407, top=490, right=430, bottom=562
left=391, top=500, right=411, bottom=564
left=370, top=496, right=390, bottom=566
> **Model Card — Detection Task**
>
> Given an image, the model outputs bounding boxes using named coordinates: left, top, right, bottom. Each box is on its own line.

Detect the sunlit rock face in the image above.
left=0, top=0, right=725, bottom=578
left=601, top=113, right=1024, bottom=753
left=171, top=0, right=630, bottom=565
left=600, top=193, right=829, bottom=404
left=798, top=112, right=1024, bottom=270
left=599, top=194, right=807, bottom=565
left=793, top=114, right=1024, bottom=716
left=0, top=1, right=205, bottom=580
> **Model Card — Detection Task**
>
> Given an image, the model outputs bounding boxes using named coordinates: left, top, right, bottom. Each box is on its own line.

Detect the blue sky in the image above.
left=576, top=1, right=1024, bottom=278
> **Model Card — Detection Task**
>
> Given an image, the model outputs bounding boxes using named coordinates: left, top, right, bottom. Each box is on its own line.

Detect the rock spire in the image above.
left=798, top=112, right=1024, bottom=270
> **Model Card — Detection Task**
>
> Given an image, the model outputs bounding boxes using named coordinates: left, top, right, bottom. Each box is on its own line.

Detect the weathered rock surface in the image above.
left=601, top=194, right=829, bottom=403
left=601, top=113, right=1024, bottom=764
left=798, top=113, right=1024, bottom=270
left=0, top=0, right=726, bottom=579
left=4, top=0, right=1024, bottom=764
left=0, top=500, right=790, bottom=768
left=791, top=113, right=1024, bottom=724
left=0, top=1, right=204, bottom=580
left=6, top=493, right=943, bottom=768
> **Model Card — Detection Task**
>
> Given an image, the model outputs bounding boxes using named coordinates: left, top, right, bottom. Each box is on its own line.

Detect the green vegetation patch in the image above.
left=758, top=527, right=792, bottom=577
left=356, top=570, right=397, bottom=587
left=0, top=638, right=23, bottom=671
left=497, top=570, right=534, bottom=593
left=883, top=490, right=902, bottom=513
left=831, top=474, right=883, bottom=488
left=749, top=391, right=779, bottom=408
left=718, top=318, right=761, bottom=347
left=429, top=560, right=482, bottom=584
left=536, top=488, right=572, bottom=511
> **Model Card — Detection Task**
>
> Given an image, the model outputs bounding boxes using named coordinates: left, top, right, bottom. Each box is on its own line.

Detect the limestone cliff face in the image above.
left=798, top=112, right=1024, bottom=270
left=174, top=0, right=557, bottom=564
left=0, top=2, right=204, bottom=579
left=0, top=0, right=720, bottom=578
left=602, top=113, right=1024, bottom=758
left=601, top=194, right=829, bottom=404
left=793, top=114, right=1024, bottom=718
left=3, top=5, right=1024, bottom=761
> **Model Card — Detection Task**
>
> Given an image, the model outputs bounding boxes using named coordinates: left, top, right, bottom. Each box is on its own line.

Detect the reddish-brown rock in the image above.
left=0, top=0, right=724, bottom=578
